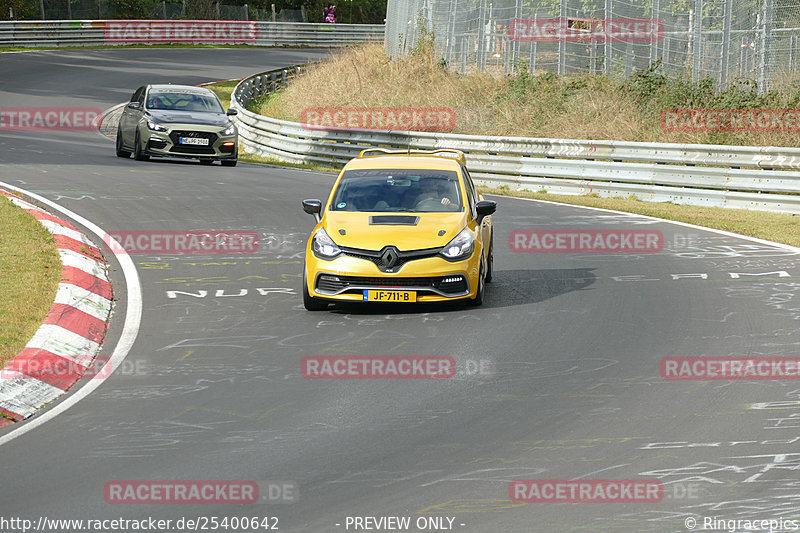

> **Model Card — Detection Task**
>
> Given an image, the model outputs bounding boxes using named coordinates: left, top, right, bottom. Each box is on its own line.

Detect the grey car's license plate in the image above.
left=179, top=137, right=209, bottom=146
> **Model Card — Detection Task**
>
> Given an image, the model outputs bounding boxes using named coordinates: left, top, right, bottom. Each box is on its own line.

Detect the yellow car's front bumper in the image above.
left=305, top=250, right=481, bottom=304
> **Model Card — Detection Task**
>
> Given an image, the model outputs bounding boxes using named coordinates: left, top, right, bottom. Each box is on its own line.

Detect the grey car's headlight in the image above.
left=312, top=228, right=341, bottom=259
left=146, top=119, right=167, bottom=132
left=440, top=228, right=474, bottom=260
left=222, top=123, right=236, bottom=136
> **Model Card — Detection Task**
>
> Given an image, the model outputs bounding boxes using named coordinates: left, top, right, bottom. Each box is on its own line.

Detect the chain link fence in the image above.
left=386, top=0, right=800, bottom=91
left=4, top=0, right=308, bottom=22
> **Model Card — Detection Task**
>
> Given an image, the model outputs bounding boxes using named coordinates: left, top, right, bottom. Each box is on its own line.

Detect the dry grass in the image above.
left=208, top=47, right=800, bottom=248
left=0, top=194, right=61, bottom=366
left=254, top=43, right=800, bottom=146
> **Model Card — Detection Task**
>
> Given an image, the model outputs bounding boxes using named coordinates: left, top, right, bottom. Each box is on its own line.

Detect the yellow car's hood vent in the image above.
left=369, top=215, right=420, bottom=226
left=325, top=211, right=466, bottom=250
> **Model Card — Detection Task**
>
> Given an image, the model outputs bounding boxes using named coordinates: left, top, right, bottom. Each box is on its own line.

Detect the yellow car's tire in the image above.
left=468, top=260, right=485, bottom=307
left=485, top=231, right=494, bottom=283
left=303, top=269, right=328, bottom=311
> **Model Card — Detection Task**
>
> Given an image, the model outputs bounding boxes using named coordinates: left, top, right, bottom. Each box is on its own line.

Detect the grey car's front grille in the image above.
left=168, top=130, right=218, bottom=154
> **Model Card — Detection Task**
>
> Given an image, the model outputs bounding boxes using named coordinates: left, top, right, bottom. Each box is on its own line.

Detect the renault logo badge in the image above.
left=381, top=247, right=399, bottom=268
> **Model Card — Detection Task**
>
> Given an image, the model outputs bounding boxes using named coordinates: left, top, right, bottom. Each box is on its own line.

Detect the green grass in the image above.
left=0, top=194, right=61, bottom=366
left=206, top=80, right=239, bottom=109
left=237, top=151, right=339, bottom=173
left=481, top=187, right=800, bottom=248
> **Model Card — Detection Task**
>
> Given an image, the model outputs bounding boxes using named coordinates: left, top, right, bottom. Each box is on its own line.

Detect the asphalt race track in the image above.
left=1, top=48, right=800, bottom=533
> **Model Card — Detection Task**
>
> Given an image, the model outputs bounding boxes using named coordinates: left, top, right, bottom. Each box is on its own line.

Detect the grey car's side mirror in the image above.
left=127, top=101, right=141, bottom=110
left=227, top=108, right=238, bottom=116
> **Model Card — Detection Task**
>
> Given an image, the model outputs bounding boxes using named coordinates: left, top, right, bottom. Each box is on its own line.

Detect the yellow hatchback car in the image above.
left=301, top=149, right=496, bottom=310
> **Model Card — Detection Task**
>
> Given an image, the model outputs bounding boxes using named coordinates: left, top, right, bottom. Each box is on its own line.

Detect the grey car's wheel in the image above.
left=303, top=268, right=328, bottom=311
left=221, top=160, right=237, bottom=167
left=115, top=126, right=131, bottom=158
left=133, top=131, right=149, bottom=161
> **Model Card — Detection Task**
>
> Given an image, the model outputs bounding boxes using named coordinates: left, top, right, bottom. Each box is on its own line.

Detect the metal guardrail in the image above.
left=0, top=20, right=384, bottom=48
left=232, top=65, right=800, bottom=214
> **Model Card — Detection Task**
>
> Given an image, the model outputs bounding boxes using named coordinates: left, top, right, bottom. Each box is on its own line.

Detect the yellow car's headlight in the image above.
left=440, top=228, right=474, bottom=261
left=312, top=228, right=342, bottom=259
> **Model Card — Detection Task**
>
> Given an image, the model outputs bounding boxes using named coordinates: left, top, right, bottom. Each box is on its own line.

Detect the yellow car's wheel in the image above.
left=468, top=260, right=485, bottom=307
left=303, top=267, right=328, bottom=311
left=485, top=231, right=494, bottom=283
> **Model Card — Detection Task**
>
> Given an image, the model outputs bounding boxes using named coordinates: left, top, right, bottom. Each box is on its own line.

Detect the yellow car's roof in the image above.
left=343, top=154, right=462, bottom=172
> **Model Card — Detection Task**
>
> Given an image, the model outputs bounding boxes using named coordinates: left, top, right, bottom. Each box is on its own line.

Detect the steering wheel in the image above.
left=415, top=198, right=448, bottom=211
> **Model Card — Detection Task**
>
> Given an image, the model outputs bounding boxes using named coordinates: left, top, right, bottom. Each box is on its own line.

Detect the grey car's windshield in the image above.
left=146, top=90, right=224, bottom=113
left=330, top=169, right=463, bottom=213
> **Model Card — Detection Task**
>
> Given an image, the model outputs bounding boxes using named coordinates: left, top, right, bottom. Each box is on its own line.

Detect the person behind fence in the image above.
left=324, top=4, right=336, bottom=23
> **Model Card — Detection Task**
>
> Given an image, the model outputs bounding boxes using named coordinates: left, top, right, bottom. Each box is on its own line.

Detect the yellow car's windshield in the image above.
left=330, top=169, right=463, bottom=213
